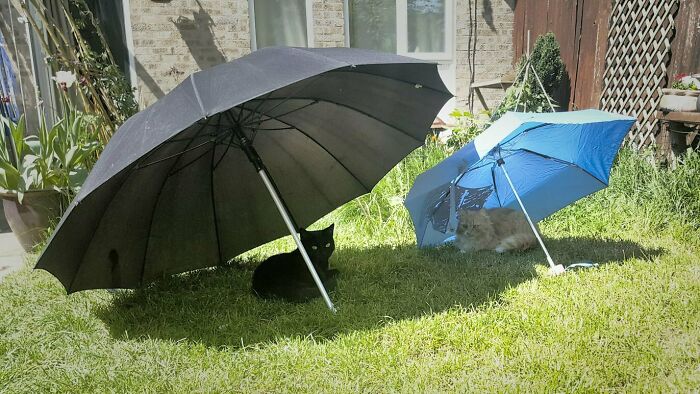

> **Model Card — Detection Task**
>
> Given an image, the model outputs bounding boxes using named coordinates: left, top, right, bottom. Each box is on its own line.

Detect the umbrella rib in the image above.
left=66, top=118, right=215, bottom=293
left=243, top=96, right=424, bottom=145
left=209, top=142, right=223, bottom=266
left=242, top=100, right=318, bottom=129
left=167, top=132, right=233, bottom=177
left=249, top=115, right=371, bottom=192
left=212, top=132, right=236, bottom=171
left=490, top=164, right=503, bottom=207
left=138, top=116, right=215, bottom=285
left=503, top=147, right=610, bottom=186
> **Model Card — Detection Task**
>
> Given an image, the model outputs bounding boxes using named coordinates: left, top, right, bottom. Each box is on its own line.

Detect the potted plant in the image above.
left=660, top=74, right=700, bottom=112
left=0, top=110, right=101, bottom=251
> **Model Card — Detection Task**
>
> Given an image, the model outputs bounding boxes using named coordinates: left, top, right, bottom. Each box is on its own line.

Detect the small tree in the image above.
left=492, top=32, right=566, bottom=119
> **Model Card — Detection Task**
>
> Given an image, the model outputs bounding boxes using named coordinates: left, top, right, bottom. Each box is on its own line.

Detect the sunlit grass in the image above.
left=1, top=145, right=699, bottom=392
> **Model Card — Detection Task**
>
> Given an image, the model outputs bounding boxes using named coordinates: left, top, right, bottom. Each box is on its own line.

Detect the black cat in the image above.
left=252, top=224, right=338, bottom=302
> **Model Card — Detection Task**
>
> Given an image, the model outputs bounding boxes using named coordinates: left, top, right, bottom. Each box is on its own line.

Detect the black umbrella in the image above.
left=36, top=47, right=451, bottom=311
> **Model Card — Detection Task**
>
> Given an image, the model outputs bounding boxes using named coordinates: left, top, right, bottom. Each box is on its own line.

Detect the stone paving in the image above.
left=0, top=232, right=25, bottom=282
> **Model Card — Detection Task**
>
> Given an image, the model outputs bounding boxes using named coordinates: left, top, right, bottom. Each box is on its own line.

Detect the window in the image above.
left=249, top=0, right=314, bottom=50
left=347, top=0, right=453, bottom=60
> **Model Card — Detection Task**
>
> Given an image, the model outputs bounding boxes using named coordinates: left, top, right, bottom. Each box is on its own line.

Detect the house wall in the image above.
left=128, top=0, right=251, bottom=107
left=312, top=0, right=345, bottom=48
left=455, top=0, right=516, bottom=112
left=127, top=0, right=515, bottom=113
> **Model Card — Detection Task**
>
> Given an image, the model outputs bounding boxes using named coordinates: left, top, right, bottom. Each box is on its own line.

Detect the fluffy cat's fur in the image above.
left=455, top=208, right=537, bottom=253
left=252, top=224, right=338, bottom=302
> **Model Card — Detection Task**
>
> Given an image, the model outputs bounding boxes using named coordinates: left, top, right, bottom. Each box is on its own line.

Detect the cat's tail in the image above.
left=495, top=233, right=537, bottom=253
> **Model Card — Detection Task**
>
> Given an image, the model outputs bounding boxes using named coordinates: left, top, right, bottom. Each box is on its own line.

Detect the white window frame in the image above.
left=249, top=0, right=315, bottom=51
left=344, top=0, right=454, bottom=61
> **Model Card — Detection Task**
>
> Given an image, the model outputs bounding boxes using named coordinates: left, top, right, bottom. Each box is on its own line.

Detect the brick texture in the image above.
left=312, top=0, right=345, bottom=48
left=127, top=0, right=513, bottom=111
left=455, top=0, right=515, bottom=112
left=129, top=0, right=251, bottom=107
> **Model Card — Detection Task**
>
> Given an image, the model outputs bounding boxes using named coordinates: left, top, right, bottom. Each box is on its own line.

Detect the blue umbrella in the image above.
left=405, top=110, right=635, bottom=273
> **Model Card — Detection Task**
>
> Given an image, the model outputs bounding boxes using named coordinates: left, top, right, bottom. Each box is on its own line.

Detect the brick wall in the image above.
left=312, top=0, right=345, bottom=48
left=455, top=0, right=515, bottom=112
left=129, top=0, right=251, bottom=107
left=128, top=1, right=512, bottom=112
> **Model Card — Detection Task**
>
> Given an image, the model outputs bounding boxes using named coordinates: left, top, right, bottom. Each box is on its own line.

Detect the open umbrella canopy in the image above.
left=405, top=110, right=636, bottom=248
left=37, top=47, right=451, bottom=296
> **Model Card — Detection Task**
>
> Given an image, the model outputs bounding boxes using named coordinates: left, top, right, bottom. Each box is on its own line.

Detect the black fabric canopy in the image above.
left=36, top=47, right=451, bottom=295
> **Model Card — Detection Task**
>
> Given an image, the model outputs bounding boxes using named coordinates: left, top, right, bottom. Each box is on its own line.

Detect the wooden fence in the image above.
left=513, top=0, right=611, bottom=111
left=514, top=0, right=698, bottom=148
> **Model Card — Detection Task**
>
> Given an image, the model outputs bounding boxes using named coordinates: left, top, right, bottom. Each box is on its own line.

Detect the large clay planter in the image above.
left=1, top=190, right=64, bottom=252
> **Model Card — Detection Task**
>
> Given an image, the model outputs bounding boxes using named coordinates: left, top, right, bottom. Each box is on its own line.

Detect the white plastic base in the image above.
left=549, top=264, right=565, bottom=276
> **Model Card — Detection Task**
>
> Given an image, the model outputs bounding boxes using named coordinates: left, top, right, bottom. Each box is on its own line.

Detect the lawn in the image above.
left=1, top=146, right=699, bottom=392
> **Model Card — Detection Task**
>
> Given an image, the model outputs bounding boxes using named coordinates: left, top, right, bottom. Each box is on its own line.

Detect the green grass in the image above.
left=1, top=146, right=699, bottom=392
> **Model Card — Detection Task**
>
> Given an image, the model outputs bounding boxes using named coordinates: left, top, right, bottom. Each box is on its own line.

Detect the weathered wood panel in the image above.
left=667, top=0, right=700, bottom=82
left=513, top=0, right=610, bottom=110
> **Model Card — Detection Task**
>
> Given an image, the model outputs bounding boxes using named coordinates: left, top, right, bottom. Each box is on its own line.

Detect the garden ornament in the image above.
left=35, top=47, right=451, bottom=311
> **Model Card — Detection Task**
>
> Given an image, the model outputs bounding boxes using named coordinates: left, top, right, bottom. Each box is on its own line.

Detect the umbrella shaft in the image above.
left=257, top=169, right=337, bottom=312
left=498, top=161, right=557, bottom=269
left=234, top=126, right=299, bottom=230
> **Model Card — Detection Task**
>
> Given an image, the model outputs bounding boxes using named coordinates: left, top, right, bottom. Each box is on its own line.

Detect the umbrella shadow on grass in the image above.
left=96, top=236, right=662, bottom=348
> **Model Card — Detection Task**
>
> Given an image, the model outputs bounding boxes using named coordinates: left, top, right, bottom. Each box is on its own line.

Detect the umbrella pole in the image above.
left=497, top=159, right=565, bottom=275
left=236, top=131, right=337, bottom=312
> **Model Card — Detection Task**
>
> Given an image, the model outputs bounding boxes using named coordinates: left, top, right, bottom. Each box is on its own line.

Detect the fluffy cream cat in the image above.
left=455, top=208, right=538, bottom=253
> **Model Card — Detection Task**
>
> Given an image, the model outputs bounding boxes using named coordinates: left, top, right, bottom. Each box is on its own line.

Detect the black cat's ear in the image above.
left=326, top=223, right=335, bottom=233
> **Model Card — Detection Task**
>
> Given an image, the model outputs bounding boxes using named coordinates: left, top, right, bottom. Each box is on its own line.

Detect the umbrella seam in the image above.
left=190, top=75, right=206, bottom=117
left=210, top=140, right=223, bottom=266
left=333, top=68, right=453, bottom=96
left=504, top=147, right=609, bottom=187
left=243, top=96, right=426, bottom=145
left=138, top=116, right=215, bottom=287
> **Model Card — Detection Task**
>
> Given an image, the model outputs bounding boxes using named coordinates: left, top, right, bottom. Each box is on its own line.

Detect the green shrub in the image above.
left=0, top=111, right=103, bottom=202
left=492, top=32, right=566, bottom=119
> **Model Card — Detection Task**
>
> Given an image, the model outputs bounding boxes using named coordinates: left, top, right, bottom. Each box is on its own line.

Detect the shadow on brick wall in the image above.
left=170, top=1, right=227, bottom=71
left=482, top=0, right=516, bottom=33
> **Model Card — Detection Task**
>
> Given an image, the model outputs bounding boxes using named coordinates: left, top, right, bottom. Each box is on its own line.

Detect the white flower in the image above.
left=681, top=75, right=700, bottom=89
left=51, top=70, right=77, bottom=90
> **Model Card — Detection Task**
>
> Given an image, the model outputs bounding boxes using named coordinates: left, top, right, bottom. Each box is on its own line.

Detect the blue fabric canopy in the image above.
left=405, top=110, right=636, bottom=248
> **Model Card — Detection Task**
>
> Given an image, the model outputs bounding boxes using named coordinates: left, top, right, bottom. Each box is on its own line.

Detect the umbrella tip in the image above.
left=548, top=264, right=565, bottom=276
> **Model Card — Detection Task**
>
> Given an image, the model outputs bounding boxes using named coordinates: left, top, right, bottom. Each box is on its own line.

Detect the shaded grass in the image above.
left=0, top=146, right=699, bottom=392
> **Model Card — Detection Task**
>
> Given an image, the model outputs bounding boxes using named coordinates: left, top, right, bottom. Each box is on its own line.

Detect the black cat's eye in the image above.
left=325, top=243, right=331, bottom=247
left=311, top=246, right=318, bottom=250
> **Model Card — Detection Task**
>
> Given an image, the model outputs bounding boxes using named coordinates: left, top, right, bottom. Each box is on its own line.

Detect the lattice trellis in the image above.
left=600, top=0, right=680, bottom=148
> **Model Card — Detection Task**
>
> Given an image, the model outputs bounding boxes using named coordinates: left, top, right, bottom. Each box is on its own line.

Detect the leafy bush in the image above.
left=0, top=111, right=102, bottom=202
left=492, top=32, right=566, bottom=119
left=445, top=109, right=490, bottom=151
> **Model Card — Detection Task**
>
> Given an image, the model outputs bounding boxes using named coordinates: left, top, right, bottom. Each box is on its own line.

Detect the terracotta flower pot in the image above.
left=1, top=190, right=65, bottom=252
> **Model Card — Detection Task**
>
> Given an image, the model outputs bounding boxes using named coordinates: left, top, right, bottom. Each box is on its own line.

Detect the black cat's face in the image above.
left=300, top=224, right=335, bottom=261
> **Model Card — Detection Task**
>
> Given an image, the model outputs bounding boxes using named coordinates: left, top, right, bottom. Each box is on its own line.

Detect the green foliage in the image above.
left=527, top=32, right=566, bottom=95
left=492, top=32, right=566, bottom=120
left=0, top=112, right=102, bottom=202
left=445, top=109, right=490, bottom=151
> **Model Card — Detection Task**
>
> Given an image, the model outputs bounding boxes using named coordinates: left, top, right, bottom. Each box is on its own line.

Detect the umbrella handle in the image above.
left=258, top=169, right=337, bottom=312
left=497, top=159, right=564, bottom=276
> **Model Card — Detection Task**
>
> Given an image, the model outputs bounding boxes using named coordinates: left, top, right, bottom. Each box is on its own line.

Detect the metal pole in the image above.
left=235, top=128, right=336, bottom=311
left=497, top=158, right=564, bottom=275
